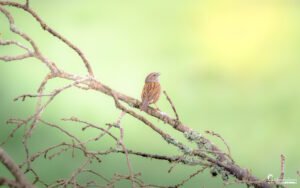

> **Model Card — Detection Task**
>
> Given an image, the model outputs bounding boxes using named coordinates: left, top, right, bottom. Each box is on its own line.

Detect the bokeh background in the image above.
left=1, top=0, right=300, bottom=187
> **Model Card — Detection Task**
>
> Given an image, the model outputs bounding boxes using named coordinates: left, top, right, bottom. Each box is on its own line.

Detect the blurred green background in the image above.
left=1, top=0, right=300, bottom=187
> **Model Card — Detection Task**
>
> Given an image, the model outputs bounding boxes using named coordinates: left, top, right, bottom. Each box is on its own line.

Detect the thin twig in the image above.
left=170, top=167, right=207, bottom=188
left=205, top=130, right=232, bottom=158
left=0, top=1, right=94, bottom=76
left=163, top=90, right=180, bottom=121
left=25, top=0, right=29, bottom=8
left=279, top=154, right=285, bottom=182
left=114, top=109, right=135, bottom=188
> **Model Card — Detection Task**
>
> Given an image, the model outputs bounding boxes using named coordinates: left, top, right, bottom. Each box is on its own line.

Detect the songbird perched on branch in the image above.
left=140, top=72, right=161, bottom=111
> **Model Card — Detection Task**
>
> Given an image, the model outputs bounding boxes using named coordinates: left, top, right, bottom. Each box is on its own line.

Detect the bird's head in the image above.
left=145, top=72, right=160, bottom=82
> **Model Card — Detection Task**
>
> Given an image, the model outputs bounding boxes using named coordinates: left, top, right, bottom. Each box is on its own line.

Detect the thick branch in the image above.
left=0, top=147, right=33, bottom=188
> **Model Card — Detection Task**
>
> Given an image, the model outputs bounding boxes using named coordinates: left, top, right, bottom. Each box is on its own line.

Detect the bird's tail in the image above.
left=140, top=100, right=149, bottom=111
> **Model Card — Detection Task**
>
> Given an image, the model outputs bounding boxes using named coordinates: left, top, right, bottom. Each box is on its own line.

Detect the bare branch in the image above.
left=61, top=117, right=118, bottom=141
left=279, top=154, right=285, bottom=182
left=25, top=0, right=29, bottom=8
left=0, top=53, right=33, bottom=61
left=0, top=1, right=94, bottom=76
left=163, top=90, right=180, bottom=121
left=169, top=167, right=207, bottom=188
left=0, top=6, right=58, bottom=73
left=116, top=111, right=135, bottom=188
left=0, top=39, right=33, bottom=52
left=0, top=147, right=34, bottom=188
left=205, top=130, right=232, bottom=159
left=0, top=177, right=20, bottom=188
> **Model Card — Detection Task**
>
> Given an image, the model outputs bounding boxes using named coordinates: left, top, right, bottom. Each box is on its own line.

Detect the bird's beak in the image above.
left=157, top=72, right=161, bottom=76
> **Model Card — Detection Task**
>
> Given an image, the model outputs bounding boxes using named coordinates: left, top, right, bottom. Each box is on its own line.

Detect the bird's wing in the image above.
left=142, top=82, right=160, bottom=103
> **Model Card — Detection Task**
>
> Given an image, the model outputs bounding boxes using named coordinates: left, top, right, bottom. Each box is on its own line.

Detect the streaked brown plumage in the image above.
left=140, top=72, right=161, bottom=111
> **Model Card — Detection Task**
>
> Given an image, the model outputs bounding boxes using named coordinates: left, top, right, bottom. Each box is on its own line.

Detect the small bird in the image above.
left=140, top=72, right=161, bottom=111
